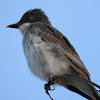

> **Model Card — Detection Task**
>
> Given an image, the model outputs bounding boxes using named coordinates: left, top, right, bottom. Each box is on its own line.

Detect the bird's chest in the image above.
left=22, top=34, right=49, bottom=80
left=22, top=34, right=69, bottom=81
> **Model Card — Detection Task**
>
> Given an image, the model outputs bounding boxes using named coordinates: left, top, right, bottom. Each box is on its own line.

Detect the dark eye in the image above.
left=26, top=17, right=31, bottom=21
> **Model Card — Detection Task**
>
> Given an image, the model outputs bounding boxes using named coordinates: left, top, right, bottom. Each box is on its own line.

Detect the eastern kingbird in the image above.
left=7, top=9, right=100, bottom=100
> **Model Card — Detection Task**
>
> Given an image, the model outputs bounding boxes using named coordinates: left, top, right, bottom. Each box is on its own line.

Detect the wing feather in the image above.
left=34, top=23, right=90, bottom=79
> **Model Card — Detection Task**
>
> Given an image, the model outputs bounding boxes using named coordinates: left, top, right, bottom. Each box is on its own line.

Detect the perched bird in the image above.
left=7, top=9, right=100, bottom=100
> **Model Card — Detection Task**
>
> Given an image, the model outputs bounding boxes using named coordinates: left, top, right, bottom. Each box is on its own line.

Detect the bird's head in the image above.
left=7, top=9, right=51, bottom=29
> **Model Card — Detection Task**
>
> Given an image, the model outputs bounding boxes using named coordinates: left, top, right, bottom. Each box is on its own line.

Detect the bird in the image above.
left=7, top=9, right=100, bottom=100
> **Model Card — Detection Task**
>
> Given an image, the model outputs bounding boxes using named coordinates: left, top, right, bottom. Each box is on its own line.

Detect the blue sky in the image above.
left=1, top=0, right=100, bottom=100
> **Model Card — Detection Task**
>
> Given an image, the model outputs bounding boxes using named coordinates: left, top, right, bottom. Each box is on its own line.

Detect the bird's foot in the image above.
left=44, top=77, right=55, bottom=100
left=44, top=75, right=61, bottom=100
left=44, top=84, right=54, bottom=100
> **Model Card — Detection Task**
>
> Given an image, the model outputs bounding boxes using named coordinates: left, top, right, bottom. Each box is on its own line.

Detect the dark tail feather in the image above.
left=52, top=74, right=100, bottom=100
left=67, top=85, right=92, bottom=99
left=66, top=85, right=100, bottom=100
left=94, top=91, right=100, bottom=100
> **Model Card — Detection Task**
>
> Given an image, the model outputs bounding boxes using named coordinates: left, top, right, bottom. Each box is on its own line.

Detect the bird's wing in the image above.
left=33, top=23, right=100, bottom=100
left=33, top=22, right=90, bottom=80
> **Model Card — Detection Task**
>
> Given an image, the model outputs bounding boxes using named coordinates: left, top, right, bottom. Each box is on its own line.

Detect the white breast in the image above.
left=20, top=23, right=70, bottom=81
left=22, top=33, right=70, bottom=81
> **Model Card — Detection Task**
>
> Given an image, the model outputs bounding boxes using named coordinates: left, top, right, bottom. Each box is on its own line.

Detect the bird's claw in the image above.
left=44, top=77, right=55, bottom=100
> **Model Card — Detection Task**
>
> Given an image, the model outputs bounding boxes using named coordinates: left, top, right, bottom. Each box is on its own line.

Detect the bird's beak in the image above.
left=7, top=22, right=22, bottom=29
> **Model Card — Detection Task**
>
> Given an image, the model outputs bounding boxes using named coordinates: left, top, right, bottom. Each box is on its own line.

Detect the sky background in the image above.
left=1, top=0, right=100, bottom=100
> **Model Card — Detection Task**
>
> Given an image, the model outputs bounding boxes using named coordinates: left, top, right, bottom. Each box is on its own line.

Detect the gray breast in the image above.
left=22, top=25, right=70, bottom=81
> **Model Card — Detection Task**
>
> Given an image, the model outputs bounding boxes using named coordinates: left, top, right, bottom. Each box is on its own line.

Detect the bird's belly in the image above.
left=23, top=36, right=69, bottom=81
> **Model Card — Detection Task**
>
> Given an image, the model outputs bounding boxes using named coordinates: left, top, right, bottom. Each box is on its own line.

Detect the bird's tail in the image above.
left=53, top=74, right=100, bottom=100
left=66, top=83, right=100, bottom=100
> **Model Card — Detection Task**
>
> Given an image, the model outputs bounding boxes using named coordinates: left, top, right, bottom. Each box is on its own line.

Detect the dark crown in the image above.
left=20, top=9, right=51, bottom=25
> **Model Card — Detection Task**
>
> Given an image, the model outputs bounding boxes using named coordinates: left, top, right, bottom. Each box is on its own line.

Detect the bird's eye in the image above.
left=26, top=17, right=31, bottom=21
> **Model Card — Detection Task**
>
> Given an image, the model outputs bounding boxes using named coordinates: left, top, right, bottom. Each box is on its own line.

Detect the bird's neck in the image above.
left=19, top=22, right=32, bottom=34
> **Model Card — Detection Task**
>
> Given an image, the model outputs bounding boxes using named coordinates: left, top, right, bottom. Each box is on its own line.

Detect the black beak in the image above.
left=7, top=22, right=22, bottom=28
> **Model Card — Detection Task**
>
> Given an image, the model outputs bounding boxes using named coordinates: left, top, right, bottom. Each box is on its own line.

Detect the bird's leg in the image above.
left=44, top=83, right=53, bottom=100
left=44, top=76, right=55, bottom=100
left=49, top=74, right=61, bottom=85
left=44, top=75, right=62, bottom=100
